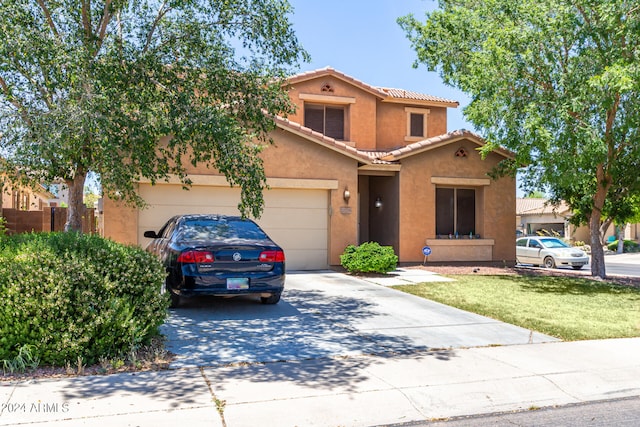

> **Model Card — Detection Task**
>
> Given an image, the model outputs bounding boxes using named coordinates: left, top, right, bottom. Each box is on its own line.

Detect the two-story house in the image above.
left=103, top=67, right=516, bottom=269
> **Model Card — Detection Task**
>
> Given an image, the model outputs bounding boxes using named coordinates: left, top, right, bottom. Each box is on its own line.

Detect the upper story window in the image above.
left=405, top=107, right=430, bottom=141
left=304, top=103, right=345, bottom=140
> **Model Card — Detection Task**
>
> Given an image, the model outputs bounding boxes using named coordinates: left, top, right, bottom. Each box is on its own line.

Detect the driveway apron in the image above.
left=161, top=271, right=558, bottom=368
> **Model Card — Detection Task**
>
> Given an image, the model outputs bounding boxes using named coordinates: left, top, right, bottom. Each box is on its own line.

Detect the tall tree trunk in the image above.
left=64, top=169, right=87, bottom=232
left=589, top=213, right=606, bottom=278
left=617, top=224, right=625, bottom=254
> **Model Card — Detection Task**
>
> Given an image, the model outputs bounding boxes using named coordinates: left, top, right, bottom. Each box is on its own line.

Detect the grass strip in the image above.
left=393, top=274, right=640, bottom=341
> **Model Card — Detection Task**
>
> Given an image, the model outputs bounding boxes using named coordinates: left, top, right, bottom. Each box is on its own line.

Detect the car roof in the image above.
left=175, top=214, right=249, bottom=222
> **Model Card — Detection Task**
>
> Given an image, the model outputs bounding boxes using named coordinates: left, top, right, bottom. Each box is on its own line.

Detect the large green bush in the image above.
left=340, top=241, right=398, bottom=274
left=0, top=232, right=168, bottom=366
left=607, top=239, right=640, bottom=253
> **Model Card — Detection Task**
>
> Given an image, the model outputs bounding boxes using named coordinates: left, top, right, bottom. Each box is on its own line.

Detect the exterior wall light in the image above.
left=343, top=188, right=350, bottom=202
left=375, top=197, right=383, bottom=208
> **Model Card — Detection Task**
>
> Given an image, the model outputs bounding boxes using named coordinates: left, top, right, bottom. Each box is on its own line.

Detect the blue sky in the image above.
left=287, top=0, right=473, bottom=133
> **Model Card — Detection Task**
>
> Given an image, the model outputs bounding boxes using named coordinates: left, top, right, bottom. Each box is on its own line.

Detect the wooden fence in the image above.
left=1, top=207, right=97, bottom=234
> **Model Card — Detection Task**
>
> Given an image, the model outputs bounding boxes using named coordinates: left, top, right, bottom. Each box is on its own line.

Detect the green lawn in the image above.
left=393, top=274, right=640, bottom=341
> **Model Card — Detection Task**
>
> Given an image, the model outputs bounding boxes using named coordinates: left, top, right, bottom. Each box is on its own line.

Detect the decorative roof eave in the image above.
left=379, top=97, right=460, bottom=108
left=381, top=130, right=514, bottom=161
left=287, top=67, right=391, bottom=100
left=377, top=87, right=459, bottom=108
left=359, top=163, right=402, bottom=172
left=273, top=115, right=375, bottom=164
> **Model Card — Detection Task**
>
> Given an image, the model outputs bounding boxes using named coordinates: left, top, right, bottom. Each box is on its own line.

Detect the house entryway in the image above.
left=358, top=174, right=399, bottom=252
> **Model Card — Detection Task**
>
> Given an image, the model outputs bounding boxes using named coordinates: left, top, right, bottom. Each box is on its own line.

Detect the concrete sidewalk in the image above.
left=1, top=338, right=640, bottom=426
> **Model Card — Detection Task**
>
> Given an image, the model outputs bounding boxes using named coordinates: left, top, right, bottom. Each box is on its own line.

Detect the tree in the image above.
left=0, top=0, right=308, bottom=231
left=399, top=0, right=640, bottom=278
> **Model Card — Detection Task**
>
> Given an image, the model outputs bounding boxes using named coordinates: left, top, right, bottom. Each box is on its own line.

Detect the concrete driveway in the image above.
left=162, top=270, right=558, bottom=368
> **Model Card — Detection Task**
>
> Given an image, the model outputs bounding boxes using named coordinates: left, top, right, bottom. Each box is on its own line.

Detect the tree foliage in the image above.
left=400, top=0, right=640, bottom=278
left=0, top=0, right=308, bottom=230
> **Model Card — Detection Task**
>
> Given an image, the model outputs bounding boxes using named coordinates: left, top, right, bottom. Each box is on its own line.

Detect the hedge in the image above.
left=0, top=232, right=168, bottom=366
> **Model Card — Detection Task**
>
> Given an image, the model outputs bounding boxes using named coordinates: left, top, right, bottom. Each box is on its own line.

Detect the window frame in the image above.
left=435, top=187, right=476, bottom=237
left=304, top=103, right=346, bottom=140
left=405, top=107, right=430, bottom=141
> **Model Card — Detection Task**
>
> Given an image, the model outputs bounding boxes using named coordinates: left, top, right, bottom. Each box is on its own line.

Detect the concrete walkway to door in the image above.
left=162, top=269, right=557, bottom=369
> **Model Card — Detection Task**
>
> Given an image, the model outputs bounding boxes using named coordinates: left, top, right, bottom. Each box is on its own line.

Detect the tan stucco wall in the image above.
left=397, top=140, right=516, bottom=263
left=376, top=103, right=449, bottom=151
left=286, top=76, right=379, bottom=149
left=102, top=196, right=138, bottom=245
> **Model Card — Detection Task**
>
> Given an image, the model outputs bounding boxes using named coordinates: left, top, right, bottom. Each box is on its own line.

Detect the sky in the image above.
left=287, top=0, right=473, bottom=133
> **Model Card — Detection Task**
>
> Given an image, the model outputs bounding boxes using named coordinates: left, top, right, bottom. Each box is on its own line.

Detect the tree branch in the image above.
left=0, top=75, right=33, bottom=127
left=143, top=1, right=171, bottom=53
left=82, top=0, right=92, bottom=44
left=36, top=0, right=59, bottom=38
left=95, top=0, right=113, bottom=53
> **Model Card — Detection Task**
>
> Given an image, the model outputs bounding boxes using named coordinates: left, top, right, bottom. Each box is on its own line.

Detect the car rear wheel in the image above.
left=544, top=256, right=556, bottom=269
left=162, top=280, right=181, bottom=308
left=261, top=293, right=281, bottom=305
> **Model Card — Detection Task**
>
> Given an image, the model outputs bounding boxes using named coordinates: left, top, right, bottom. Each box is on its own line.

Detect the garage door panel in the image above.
left=266, top=228, right=327, bottom=252
left=257, top=209, right=327, bottom=230
left=137, top=183, right=328, bottom=270
left=265, top=189, right=327, bottom=208
left=285, top=250, right=328, bottom=271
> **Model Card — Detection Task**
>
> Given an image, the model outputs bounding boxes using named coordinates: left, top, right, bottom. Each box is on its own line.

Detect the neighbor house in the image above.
left=102, top=67, right=516, bottom=269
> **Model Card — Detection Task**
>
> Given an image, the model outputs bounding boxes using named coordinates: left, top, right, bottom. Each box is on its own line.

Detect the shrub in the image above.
left=340, top=241, right=398, bottom=274
left=0, top=232, right=168, bottom=367
left=607, top=239, right=640, bottom=253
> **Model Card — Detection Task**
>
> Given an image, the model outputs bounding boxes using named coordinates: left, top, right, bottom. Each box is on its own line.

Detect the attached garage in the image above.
left=136, top=179, right=332, bottom=270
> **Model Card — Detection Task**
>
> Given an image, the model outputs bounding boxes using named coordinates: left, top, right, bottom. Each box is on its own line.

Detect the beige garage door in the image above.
left=137, top=183, right=329, bottom=270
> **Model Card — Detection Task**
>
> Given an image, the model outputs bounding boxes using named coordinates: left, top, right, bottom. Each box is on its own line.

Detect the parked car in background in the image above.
left=144, top=214, right=285, bottom=307
left=516, top=236, right=589, bottom=270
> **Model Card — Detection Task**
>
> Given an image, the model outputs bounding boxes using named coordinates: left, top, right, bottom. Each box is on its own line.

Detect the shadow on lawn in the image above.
left=504, top=274, right=640, bottom=296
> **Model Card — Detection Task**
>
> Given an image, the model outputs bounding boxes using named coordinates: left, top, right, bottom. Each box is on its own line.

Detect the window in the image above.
left=405, top=107, right=429, bottom=141
left=304, top=104, right=345, bottom=140
left=436, top=188, right=476, bottom=236
left=410, top=113, right=424, bottom=137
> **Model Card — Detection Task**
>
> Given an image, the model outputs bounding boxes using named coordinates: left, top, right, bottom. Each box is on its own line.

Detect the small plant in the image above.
left=340, top=241, right=398, bottom=274
left=1, top=344, right=39, bottom=374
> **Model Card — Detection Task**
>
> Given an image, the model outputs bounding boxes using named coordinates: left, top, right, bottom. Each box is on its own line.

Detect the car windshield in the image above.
left=539, top=238, right=569, bottom=249
left=176, top=219, right=268, bottom=242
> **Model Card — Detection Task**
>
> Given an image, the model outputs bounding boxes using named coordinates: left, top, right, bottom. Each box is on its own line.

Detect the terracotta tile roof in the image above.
left=287, top=67, right=457, bottom=106
left=273, top=118, right=514, bottom=164
left=516, top=198, right=572, bottom=216
left=273, top=115, right=379, bottom=163
left=380, top=130, right=513, bottom=161
left=287, top=67, right=388, bottom=98
left=377, top=87, right=459, bottom=106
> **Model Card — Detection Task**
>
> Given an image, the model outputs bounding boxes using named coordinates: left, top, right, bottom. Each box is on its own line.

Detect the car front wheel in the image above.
left=544, top=256, right=556, bottom=269
left=572, top=265, right=584, bottom=270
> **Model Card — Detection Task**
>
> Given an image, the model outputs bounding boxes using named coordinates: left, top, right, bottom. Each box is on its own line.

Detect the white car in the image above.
left=516, top=237, right=589, bottom=270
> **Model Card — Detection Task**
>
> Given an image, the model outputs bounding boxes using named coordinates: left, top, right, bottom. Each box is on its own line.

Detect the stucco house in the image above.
left=103, top=67, right=516, bottom=269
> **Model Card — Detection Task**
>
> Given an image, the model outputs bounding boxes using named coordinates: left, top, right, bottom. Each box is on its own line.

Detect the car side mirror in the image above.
left=143, top=230, right=158, bottom=239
